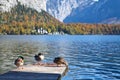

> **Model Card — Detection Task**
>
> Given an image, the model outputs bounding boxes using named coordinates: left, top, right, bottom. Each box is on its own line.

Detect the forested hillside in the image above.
left=0, top=2, right=64, bottom=35
left=0, top=3, right=120, bottom=35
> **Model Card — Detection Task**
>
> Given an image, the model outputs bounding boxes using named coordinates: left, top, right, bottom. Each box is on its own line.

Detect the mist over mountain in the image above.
left=0, top=0, right=120, bottom=24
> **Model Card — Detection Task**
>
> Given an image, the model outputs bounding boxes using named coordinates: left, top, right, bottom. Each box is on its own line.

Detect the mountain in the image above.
left=64, top=0, right=120, bottom=23
left=0, top=2, right=64, bottom=35
left=0, top=2, right=61, bottom=24
left=0, top=0, right=46, bottom=12
left=46, top=0, right=97, bottom=22
left=0, top=2, right=120, bottom=35
left=0, top=0, right=120, bottom=24
left=0, top=0, right=104, bottom=23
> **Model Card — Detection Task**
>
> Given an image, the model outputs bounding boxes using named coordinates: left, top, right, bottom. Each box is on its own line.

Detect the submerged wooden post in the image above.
left=0, top=64, right=67, bottom=80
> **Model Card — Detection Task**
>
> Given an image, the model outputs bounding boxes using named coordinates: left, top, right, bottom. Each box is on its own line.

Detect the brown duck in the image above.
left=53, top=57, right=68, bottom=67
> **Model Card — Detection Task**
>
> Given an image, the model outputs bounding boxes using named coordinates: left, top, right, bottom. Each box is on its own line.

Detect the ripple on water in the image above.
left=0, top=35, right=120, bottom=80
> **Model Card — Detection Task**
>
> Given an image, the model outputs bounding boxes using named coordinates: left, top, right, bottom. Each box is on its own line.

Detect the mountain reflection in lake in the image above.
left=0, top=35, right=120, bottom=80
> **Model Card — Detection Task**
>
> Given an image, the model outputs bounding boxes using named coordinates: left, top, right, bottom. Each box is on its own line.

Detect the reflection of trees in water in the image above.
left=11, top=42, right=39, bottom=55
left=0, top=42, right=40, bottom=74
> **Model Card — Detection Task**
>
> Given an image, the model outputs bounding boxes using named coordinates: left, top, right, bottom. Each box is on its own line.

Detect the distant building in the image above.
left=37, top=27, right=48, bottom=34
left=53, top=32, right=59, bottom=35
left=43, top=30, right=48, bottom=34
left=38, top=29, right=40, bottom=34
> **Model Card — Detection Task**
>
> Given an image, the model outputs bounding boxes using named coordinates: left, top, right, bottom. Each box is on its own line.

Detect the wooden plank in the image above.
left=13, top=64, right=66, bottom=74
left=0, top=64, right=67, bottom=80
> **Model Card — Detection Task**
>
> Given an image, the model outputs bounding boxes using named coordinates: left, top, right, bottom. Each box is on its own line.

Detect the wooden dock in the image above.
left=0, top=64, right=67, bottom=80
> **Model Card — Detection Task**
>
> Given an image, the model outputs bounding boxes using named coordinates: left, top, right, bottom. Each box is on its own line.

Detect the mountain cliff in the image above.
left=0, top=0, right=100, bottom=22
left=0, top=0, right=120, bottom=23
left=46, top=0, right=97, bottom=22
left=0, top=0, right=46, bottom=12
left=64, top=0, right=120, bottom=23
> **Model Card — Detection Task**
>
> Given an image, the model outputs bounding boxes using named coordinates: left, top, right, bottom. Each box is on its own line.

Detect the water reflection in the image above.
left=0, top=35, right=120, bottom=80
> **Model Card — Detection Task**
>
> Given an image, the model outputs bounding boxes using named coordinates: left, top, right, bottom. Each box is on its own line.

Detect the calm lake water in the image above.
left=0, top=35, right=120, bottom=80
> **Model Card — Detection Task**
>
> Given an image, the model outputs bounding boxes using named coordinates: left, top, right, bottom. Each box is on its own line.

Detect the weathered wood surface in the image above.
left=0, top=64, right=67, bottom=80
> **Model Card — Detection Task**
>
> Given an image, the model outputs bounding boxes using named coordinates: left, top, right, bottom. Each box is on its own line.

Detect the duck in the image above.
left=53, top=57, right=68, bottom=67
left=14, top=56, right=24, bottom=68
left=34, top=53, right=44, bottom=64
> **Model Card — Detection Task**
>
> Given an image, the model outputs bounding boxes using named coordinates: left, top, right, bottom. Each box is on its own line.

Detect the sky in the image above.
left=93, top=0, right=99, bottom=2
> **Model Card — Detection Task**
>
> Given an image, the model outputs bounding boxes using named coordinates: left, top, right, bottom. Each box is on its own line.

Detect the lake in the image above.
left=0, top=35, right=120, bottom=80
